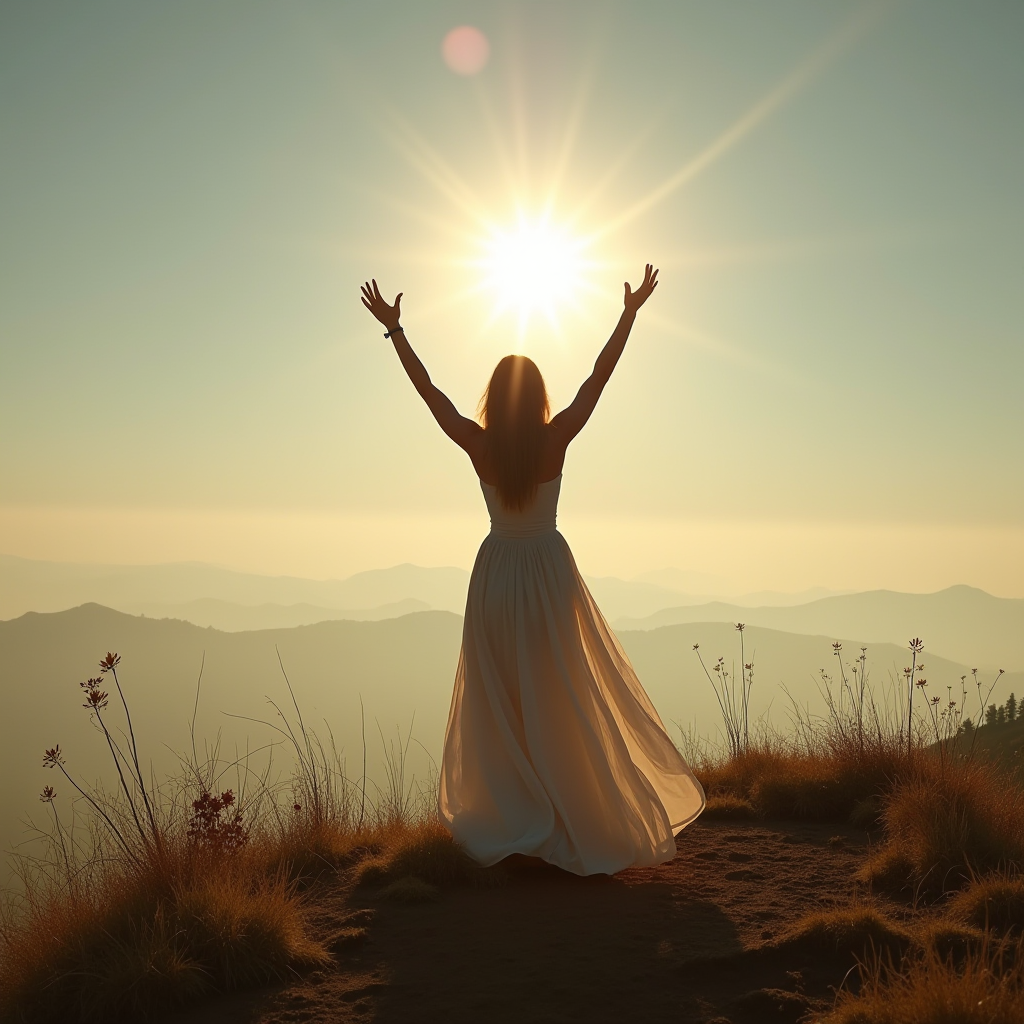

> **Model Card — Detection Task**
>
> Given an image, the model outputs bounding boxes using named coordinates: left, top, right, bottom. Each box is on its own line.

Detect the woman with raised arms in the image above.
left=361, top=265, right=704, bottom=875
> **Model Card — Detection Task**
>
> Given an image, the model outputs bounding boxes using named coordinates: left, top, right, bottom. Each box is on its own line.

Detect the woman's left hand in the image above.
left=361, top=279, right=403, bottom=332
left=623, top=264, right=659, bottom=314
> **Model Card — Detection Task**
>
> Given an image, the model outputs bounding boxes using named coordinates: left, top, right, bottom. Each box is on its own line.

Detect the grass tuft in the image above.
left=694, top=740, right=908, bottom=823
left=354, top=819, right=505, bottom=890
left=947, top=874, right=1024, bottom=936
left=781, top=907, right=912, bottom=959
left=701, top=794, right=756, bottom=820
left=871, top=761, right=1024, bottom=894
left=825, top=935, right=1024, bottom=1024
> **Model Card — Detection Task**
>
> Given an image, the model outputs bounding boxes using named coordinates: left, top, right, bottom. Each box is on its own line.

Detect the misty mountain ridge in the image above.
left=1, top=554, right=843, bottom=629
left=613, top=584, right=1024, bottom=672
left=133, top=597, right=431, bottom=632
left=1, top=553, right=882, bottom=621
left=0, top=555, right=471, bottom=618
left=2, top=555, right=1019, bottom=669
left=632, top=567, right=844, bottom=607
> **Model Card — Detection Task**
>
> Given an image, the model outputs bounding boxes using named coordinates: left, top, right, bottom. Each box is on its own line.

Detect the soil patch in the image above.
left=169, top=820, right=897, bottom=1024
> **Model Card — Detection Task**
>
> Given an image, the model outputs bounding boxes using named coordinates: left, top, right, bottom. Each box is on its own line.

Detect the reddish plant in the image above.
left=187, top=789, right=248, bottom=853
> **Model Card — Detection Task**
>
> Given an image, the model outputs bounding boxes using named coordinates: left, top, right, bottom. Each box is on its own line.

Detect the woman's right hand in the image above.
left=361, top=279, right=403, bottom=331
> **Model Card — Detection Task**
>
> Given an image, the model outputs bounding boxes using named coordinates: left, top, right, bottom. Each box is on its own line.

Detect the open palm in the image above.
left=361, top=279, right=403, bottom=330
left=623, top=264, right=659, bottom=314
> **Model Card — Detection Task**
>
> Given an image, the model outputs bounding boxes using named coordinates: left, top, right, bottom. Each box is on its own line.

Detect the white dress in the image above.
left=439, top=475, right=705, bottom=876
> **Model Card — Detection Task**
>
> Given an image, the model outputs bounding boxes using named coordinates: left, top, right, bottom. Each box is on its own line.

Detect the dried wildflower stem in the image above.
left=105, top=659, right=160, bottom=846
left=692, top=645, right=737, bottom=754
left=92, top=706, right=152, bottom=850
left=44, top=754, right=140, bottom=866
left=189, top=651, right=206, bottom=783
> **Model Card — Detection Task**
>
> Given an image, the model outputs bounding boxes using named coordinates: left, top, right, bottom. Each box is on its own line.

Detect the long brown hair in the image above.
left=479, top=355, right=551, bottom=510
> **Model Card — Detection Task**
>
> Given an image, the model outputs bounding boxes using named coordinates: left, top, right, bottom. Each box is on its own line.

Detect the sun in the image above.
left=478, top=214, right=590, bottom=328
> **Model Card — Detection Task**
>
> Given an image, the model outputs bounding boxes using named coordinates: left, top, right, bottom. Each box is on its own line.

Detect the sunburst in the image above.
left=362, top=5, right=885, bottom=348
left=476, top=212, right=593, bottom=332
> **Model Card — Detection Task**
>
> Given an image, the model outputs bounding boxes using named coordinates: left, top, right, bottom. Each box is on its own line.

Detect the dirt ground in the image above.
left=171, top=820, right=895, bottom=1024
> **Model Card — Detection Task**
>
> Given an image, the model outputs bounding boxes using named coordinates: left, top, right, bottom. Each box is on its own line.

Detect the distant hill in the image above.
left=633, top=568, right=843, bottom=607
left=2, top=603, right=1021, bottom=862
left=0, top=555, right=471, bottom=619
left=3, top=554, right=850, bottom=628
left=613, top=586, right=1024, bottom=672
left=134, top=598, right=430, bottom=632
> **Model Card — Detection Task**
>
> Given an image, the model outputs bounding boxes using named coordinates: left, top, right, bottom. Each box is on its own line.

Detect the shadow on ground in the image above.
left=169, top=821, right=875, bottom=1024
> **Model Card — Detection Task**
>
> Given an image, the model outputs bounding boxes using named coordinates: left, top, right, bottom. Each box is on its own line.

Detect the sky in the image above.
left=1, top=1, right=1022, bottom=596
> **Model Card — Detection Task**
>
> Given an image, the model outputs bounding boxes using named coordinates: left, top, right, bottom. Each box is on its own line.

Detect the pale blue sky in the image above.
left=1, top=1, right=1022, bottom=592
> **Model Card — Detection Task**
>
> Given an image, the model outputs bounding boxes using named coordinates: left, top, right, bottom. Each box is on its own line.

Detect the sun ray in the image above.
left=591, top=2, right=889, bottom=241
left=654, top=223, right=938, bottom=271
left=564, top=113, right=665, bottom=233
left=405, top=280, right=492, bottom=328
left=472, top=86, right=527, bottom=203
left=345, top=7, right=891, bottom=361
left=348, top=181, right=483, bottom=248
left=501, top=15, right=534, bottom=196
left=541, top=19, right=612, bottom=214
left=375, top=107, right=494, bottom=227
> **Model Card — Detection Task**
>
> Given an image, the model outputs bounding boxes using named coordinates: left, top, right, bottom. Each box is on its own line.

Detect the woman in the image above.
left=360, top=266, right=704, bottom=875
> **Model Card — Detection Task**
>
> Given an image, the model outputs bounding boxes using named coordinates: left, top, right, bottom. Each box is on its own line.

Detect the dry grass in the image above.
left=0, top=801, right=453, bottom=1023
left=860, top=759, right=1024, bottom=896
left=947, top=874, right=1024, bottom=935
left=823, top=936, right=1024, bottom=1024
left=782, top=907, right=912, bottom=959
left=0, top=650, right=456, bottom=1023
left=694, top=736, right=911, bottom=823
left=4, top=640, right=1021, bottom=1020
left=0, top=844, right=329, bottom=1023
left=355, top=818, right=505, bottom=890
left=701, top=794, right=756, bottom=820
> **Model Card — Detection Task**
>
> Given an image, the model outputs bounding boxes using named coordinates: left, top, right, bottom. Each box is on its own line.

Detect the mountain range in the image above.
left=2, top=555, right=1020, bottom=671
left=1, top=602, right=1019, bottom=860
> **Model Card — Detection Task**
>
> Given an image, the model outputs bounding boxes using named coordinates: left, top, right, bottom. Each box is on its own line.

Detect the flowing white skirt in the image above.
left=439, top=529, right=705, bottom=876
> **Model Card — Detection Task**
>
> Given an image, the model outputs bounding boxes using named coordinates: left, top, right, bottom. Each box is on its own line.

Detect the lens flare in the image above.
left=479, top=215, right=589, bottom=326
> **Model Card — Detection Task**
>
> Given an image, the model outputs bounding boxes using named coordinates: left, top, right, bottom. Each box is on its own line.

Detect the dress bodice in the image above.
left=481, top=475, right=561, bottom=538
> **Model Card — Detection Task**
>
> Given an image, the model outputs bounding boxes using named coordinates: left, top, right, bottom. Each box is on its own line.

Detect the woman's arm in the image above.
left=550, top=264, right=659, bottom=443
left=360, top=280, right=482, bottom=452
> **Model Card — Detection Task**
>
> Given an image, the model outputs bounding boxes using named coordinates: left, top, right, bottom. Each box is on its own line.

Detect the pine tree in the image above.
left=1007, top=692, right=1018, bottom=722
left=986, top=704, right=998, bottom=727
left=996, top=706, right=1007, bottom=726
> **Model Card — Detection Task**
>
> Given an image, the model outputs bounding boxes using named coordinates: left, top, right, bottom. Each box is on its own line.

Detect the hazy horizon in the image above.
left=2, top=2, right=1022, bottom=594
